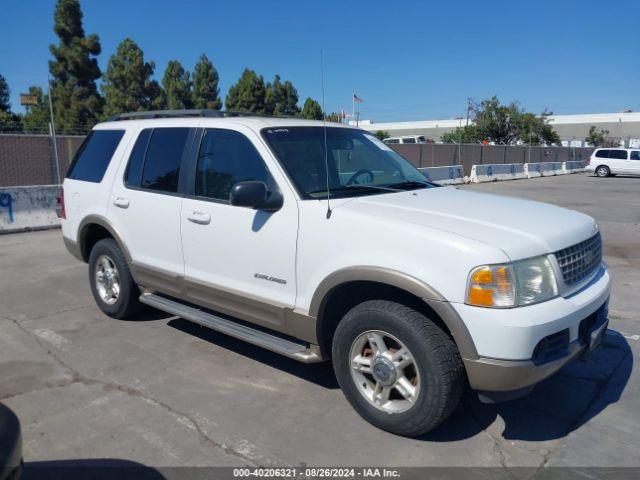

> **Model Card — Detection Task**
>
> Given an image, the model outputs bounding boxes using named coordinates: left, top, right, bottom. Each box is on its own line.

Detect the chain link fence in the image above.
left=390, top=143, right=594, bottom=176
left=0, top=127, right=595, bottom=187
left=0, top=133, right=85, bottom=187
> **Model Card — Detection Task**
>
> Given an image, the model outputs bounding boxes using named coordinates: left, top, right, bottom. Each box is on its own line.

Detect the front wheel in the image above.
left=595, top=165, right=610, bottom=177
left=332, top=300, right=464, bottom=437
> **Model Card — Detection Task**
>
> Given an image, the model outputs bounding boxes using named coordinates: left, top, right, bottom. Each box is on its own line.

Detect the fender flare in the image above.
left=309, top=266, right=478, bottom=360
left=77, top=215, right=132, bottom=263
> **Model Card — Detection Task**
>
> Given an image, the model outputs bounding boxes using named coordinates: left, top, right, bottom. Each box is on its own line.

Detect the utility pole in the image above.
left=465, top=97, right=472, bottom=126
left=47, top=75, right=61, bottom=185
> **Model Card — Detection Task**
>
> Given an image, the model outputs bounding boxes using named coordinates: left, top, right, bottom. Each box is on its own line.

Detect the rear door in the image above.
left=109, top=126, right=195, bottom=294
left=607, top=149, right=629, bottom=173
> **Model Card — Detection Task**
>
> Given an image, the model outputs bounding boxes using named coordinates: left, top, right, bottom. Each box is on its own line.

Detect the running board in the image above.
left=139, top=293, right=323, bottom=363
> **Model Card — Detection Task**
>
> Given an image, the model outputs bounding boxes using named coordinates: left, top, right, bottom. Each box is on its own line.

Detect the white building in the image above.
left=353, top=111, right=640, bottom=147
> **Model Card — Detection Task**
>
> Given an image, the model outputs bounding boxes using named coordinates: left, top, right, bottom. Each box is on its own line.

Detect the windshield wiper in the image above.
left=384, top=180, right=439, bottom=189
left=344, top=184, right=401, bottom=192
left=307, top=184, right=400, bottom=197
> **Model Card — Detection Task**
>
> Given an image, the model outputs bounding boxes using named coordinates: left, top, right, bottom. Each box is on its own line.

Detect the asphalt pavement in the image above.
left=0, top=173, right=638, bottom=470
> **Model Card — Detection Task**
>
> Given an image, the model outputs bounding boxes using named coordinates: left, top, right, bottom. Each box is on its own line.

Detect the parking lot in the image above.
left=0, top=173, right=638, bottom=469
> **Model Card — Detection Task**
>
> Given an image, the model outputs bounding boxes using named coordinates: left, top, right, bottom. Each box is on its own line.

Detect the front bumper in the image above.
left=455, top=264, right=611, bottom=394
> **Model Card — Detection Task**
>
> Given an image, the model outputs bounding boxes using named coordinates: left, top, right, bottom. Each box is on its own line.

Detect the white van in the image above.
left=586, top=148, right=640, bottom=177
left=383, top=135, right=428, bottom=145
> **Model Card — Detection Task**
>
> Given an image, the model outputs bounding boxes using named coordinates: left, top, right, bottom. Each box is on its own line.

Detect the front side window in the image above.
left=403, top=137, right=416, bottom=144
left=141, top=128, right=190, bottom=193
left=609, top=150, right=628, bottom=160
left=262, top=127, right=432, bottom=199
left=195, top=129, right=272, bottom=201
left=631, top=151, right=640, bottom=160
left=67, top=130, right=125, bottom=182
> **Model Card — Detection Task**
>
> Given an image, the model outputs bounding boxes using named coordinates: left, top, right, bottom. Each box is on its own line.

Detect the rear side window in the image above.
left=195, top=129, right=272, bottom=201
left=403, top=137, right=416, bottom=144
left=124, top=129, right=152, bottom=187
left=385, top=139, right=399, bottom=144
left=67, top=130, right=125, bottom=182
left=609, top=150, right=628, bottom=160
left=631, top=151, right=640, bottom=160
left=141, top=128, right=190, bottom=193
left=595, top=150, right=610, bottom=158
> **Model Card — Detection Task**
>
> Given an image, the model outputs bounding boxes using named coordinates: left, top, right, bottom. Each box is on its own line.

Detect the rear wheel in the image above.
left=595, top=165, right=610, bottom=177
left=332, top=300, right=464, bottom=437
left=89, top=238, right=144, bottom=319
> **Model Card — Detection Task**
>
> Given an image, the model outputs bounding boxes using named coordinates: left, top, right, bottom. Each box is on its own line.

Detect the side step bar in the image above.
left=139, top=293, right=324, bottom=363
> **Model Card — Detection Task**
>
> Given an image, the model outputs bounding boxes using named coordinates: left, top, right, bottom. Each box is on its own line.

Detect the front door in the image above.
left=180, top=127, right=298, bottom=332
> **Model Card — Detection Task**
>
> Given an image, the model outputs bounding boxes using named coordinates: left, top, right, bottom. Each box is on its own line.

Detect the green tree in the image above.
left=49, top=0, right=102, bottom=133
left=441, top=97, right=560, bottom=145
left=300, top=97, right=323, bottom=120
left=441, top=124, right=482, bottom=144
left=22, top=86, right=50, bottom=133
left=0, top=74, right=10, bottom=113
left=585, top=125, right=610, bottom=147
left=265, top=75, right=300, bottom=116
left=374, top=130, right=390, bottom=140
left=102, top=38, right=163, bottom=117
left=162, top=60, right=192, bottom=110
left=192, top=54, right=222, bottom=110
left=225, top=69, right=267, bottom=113
left=0, top=73, right=23, bottom=131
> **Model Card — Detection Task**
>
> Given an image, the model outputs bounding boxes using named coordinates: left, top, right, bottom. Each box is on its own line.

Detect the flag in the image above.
left=353, top=93, right=364, bottom=103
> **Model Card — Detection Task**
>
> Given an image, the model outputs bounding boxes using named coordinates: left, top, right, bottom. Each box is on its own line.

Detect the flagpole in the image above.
left=352, top=92, right=355, bottom=126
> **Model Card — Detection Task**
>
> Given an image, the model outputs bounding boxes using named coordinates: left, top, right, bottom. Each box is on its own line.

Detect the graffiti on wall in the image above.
left=0, top=193, right=13, bottom=223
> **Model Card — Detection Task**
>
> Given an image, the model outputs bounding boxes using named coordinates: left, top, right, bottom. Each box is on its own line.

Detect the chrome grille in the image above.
left=554, top=233, right=602, bottom=286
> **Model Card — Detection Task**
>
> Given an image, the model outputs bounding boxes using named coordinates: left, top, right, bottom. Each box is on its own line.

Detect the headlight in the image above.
left=466, top=255, right=558, bottom=308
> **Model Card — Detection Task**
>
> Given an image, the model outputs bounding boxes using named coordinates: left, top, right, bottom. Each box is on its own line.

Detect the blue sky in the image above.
left=1, top=0, right=638, bottom=121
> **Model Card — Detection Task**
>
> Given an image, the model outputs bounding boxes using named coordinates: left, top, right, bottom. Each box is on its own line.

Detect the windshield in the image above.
left=261, top=127, right=435, bottom=199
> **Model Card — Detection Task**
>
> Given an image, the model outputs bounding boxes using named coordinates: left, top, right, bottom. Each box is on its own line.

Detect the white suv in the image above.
left=61, top=110, right=610, bottom=437
left=586, top=147, right=640, bottom=177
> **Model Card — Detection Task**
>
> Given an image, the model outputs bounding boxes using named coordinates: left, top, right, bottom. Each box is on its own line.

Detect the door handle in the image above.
left=187, top=210, right=211, bottom=225
left=113, top=197, right=129, bottom=208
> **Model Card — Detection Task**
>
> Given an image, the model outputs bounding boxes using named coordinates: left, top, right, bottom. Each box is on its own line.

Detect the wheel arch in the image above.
left=77, top=215, right=132, bottom=264
left=309, top=267, right=478, bottom=361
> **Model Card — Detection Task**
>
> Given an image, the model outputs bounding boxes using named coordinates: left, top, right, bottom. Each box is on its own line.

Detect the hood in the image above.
left=344, top=187, right=597, bottom=260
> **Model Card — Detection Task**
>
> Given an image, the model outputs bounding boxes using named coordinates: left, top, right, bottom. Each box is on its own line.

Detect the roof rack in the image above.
left=107, top=109, right=294, bottom=122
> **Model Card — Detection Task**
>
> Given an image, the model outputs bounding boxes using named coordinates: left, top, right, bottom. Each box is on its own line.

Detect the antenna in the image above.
left=320, top=49, right=332, bottom=219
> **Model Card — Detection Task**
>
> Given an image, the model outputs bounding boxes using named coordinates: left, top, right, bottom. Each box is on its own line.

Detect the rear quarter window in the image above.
left=609, top=150, right=628, bottom=160
left=67, top=130, right=125, bottom=183
left=595, top=150, right=610, bottom=158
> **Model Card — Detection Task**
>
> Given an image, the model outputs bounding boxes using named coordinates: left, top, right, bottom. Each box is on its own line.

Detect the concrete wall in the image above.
left=0, top=186, right=61, bottom=234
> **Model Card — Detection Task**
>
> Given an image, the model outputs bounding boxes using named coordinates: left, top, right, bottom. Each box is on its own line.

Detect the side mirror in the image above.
left=229, top=181, right=283, bottom=212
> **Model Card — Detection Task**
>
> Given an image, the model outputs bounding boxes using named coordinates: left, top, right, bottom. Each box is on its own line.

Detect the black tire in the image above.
left=88, top=238, right=144, bottom=319
left=332, top=300, right=464, bottom=437
left=595, top=165, right=610, bottom=177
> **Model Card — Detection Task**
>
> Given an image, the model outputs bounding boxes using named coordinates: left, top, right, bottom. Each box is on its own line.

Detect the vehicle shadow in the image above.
left=23, top=459, right=165, bottom=480
left=423, top=330, right=632, bottom=442
left=167, top=317, right=632, bottom=442
left=167, top=318, right=339, bottom=389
